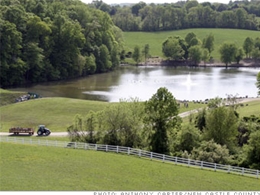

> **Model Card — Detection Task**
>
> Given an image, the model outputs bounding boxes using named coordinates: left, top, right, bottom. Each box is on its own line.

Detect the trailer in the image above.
left=9, top=127, right=34, bottom=135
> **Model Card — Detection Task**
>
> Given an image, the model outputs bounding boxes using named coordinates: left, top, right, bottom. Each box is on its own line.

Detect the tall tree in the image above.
left=132, top=45, right=141, bottom=65
left=243, top=37, right=254, bottom=58
left=204, top=106, right=238, bottom=151
left=219, top=42, right=237, bottom=68
left=144, top=87, right=180, bottom=154
left=142, top=44, right=150, bottom=64
left=202, top=33, right=214, bottom=56
left=234, top=47, right=245, bottom=64
left=188, top=45, right=202, bottom=65
left=162, top=37, right=185, bottom=60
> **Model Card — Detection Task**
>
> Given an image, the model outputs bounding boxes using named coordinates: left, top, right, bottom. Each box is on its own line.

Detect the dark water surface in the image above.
left=8, top=66, right=260, bottom=102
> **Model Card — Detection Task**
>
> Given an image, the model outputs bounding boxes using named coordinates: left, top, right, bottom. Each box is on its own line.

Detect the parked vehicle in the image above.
left=9, top=127, right=34, bottom=135
left=37, top=125, right=51, bottom=136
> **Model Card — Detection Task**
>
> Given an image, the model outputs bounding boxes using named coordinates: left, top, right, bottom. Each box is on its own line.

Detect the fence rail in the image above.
left=0, top=136, right=259, bottom=179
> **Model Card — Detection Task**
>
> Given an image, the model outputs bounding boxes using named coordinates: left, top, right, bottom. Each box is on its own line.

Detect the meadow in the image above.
left=123, top=28, right=260, bottom=61
left=0, top=142, right=259, bottom=191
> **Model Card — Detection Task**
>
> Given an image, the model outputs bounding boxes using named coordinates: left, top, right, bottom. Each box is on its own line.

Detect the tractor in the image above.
left=37, top=125, right=51, bottom=136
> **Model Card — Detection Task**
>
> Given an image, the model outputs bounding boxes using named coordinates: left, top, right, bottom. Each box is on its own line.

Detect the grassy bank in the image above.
left=123, top=28, right=260, bottom=61
left=0, top=88, right=26, bottom=106
left=0, top=142, right=259, bottom=191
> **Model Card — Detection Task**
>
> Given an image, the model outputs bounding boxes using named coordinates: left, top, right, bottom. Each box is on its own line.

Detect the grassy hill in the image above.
left=0, top=88, right=26, bottom=106
left=123, top=28, right=260, bottom=61
left=0, top=95, right=206, bottom=132
left=0, top=142, right=259, bottom=191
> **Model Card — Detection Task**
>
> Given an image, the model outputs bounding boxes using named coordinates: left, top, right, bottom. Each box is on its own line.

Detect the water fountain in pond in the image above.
left=183, top=72, right=196, bottom=87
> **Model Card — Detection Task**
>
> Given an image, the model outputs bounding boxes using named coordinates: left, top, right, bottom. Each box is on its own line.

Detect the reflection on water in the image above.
left=8, top=66, right=259, bottom=102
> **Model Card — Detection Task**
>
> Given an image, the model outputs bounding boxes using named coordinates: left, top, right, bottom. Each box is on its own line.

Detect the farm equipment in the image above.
left=9, top=127, right=34, bottom=135
left=37, top=125, right=51, bottom=136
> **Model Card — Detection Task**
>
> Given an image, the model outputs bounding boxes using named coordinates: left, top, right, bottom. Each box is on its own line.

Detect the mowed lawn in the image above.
left=0, top=98, right=109, bottom=132
left=123, top=28, right=260, bottom=61
left=0, top=142, right=259, bottom=191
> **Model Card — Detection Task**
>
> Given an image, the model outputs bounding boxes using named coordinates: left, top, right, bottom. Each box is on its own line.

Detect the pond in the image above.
left=8, top=66, right=260, bottom=102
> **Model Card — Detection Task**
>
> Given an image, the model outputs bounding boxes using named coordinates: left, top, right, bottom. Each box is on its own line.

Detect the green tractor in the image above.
left=37, top=125, right=51, bottom=136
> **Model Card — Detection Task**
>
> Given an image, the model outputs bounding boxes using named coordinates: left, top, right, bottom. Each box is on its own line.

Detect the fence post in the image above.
left=214, top=163, right=217, bottom=172
left=30, top=138, right=32, bottom=144
left=242, top=167, right=244, bottom=176
left=150, top=152, right=153, bottom=160
left=228, top=165, right=231, bottom=173
left=188, top=159, right=190, bottom=167
left=139, top=149, right=141, bottom=158
left=257, top=170, right=259, bottom=179
left=38, top=139, right=40, bottom=145
left=75, top=142, right=77, bottom=149
left=175, top=156, right=177, bottom=164
left=106, top=145, right=108, bottom=152
left=163, top=154, right=165, bottom=163
left=128, top=147, right=130, bottom=155
left=22, top=138, right=24, bottom=144
left=84, top=143, right=87, bottom=150
left=117, top=146, right=119, bottom=153
left=201, top=161, right=203, bottom=169
left=95, top=144, right=97, bottom=151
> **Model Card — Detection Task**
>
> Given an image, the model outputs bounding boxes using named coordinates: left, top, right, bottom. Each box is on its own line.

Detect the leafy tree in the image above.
left=98, top=44, right=112, bottom=72
left=142, top=44, right=150, bottom=64
left=202, top=33, right=214, bottom=56
left=234, top=47, right=245, bottom=64
left=243, top=37, right=254, bottom=58
left=98, top=98, right=145, bottom=147
left=162, top=37, right=185, bottom=60
left=144, top=87, right=180, bottom=154
left=185, top=32, right=196, bottom=48
left=201, top=48, right=210, bottom=64
left=85, top=54, right=96, bottom=75
left=191, top=140, right=233, bottom=164
left=67, top=112, right=100, bottom=143
left=188, top=45, right=202, bottom=65
left=132, top=45, right=141, bottom=65
left=242, top=130, right=260, bottom=169
left=204, top=106, right=239, bottom=151
left=251, top=48, right=260, bottom=62
left=174, top=124, right=201, bottom=153
left=195, top=108, right=207, bottom=131
left=219, top=42, right=237, bottom=68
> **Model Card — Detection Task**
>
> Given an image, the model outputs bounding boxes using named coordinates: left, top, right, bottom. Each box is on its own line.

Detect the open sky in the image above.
left=81, top=0, right=231, bottom=5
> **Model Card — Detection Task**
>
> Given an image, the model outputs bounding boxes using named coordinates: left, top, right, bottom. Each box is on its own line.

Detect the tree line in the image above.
left=68, top=86, right=260, bottom=169
left=92, top=0, right=260, bottom=32
left=0, top=0, right=124, bottom=87
left=131, top=32, right=260, bottom=67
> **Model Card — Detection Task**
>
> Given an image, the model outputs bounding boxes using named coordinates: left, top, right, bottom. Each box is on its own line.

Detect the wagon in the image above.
left=9, top=127, right=34, bottom=135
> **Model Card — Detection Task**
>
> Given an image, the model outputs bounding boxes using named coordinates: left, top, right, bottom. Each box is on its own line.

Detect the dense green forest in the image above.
left=0, top=0, right=124, bottom=87
left=92, top=0, right=260, bottom=31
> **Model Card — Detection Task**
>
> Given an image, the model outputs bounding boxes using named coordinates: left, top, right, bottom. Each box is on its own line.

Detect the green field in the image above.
left=0, top=95, right=206, bottom=132
left=0, top=97, right=109, bottom=132
left=0, top=88, right=26, bottom=106
left=0, top=142, right=259, bottom=191
left=237, top=100, right=260, bottom=118
left=123, top=28, right=260, bottom=61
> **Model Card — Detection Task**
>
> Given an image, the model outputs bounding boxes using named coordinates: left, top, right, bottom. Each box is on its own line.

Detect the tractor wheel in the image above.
left=45, top=130, right=50, bottom=136
left=37, top=130, right=43, bottom=136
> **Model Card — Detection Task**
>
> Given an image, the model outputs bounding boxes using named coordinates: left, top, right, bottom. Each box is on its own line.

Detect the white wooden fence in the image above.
left=1, top=136, right=259, bottom=179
